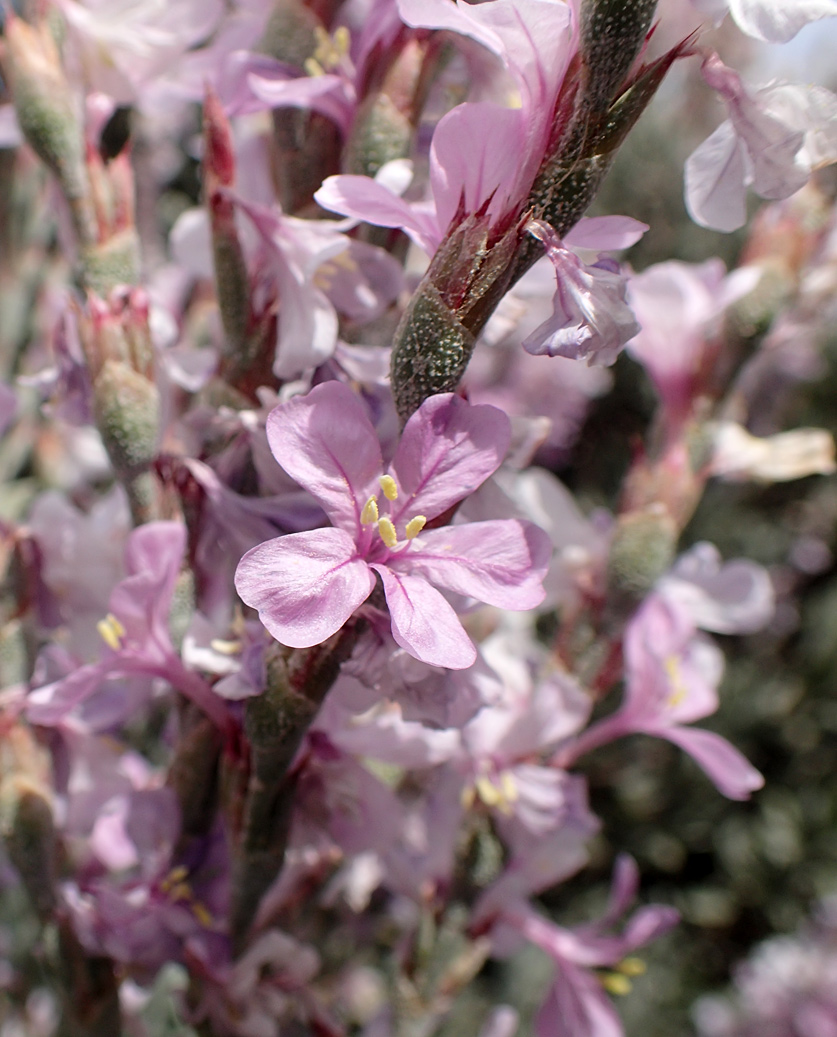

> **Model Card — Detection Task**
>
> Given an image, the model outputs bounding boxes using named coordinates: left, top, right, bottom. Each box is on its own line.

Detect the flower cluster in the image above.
left=1, top=1, right=836, bottom=1035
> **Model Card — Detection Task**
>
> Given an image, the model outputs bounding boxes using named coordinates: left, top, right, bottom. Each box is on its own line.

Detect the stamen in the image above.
left=475, top=775, right=502, bottom=807
left=378, top=517, right=398, bottom=548
left=500, top=770, right=519, bottom=803
left=192, top=902, right=213, bottom=927
left=361, top=495, right=379, bottom=525
left=601, top=972, right=632, bottom=996
left=379, top=474, right=398, bottom=501
left=97, top=613, right=126, bottom=651
left=664, top=655, right=688, bottom=707
left=303, top=56, right=326, bottom=77
left=405, top=515, right=427, bottom=539
left=209, top=637, right=242, bottom=656
left=618, top=958, right=646, bottom=977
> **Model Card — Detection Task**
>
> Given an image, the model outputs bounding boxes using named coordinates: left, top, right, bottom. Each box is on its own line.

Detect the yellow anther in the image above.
left=308, top=25, right=349, bottom=72
left=209, top=637, right=242, bottom=656
left=159, top=865, right=189, bottom=894
left=405, top=515, right=427, bottom=539
left=664, top=655, right=688, bottom=707
left=361, top=495, right=379, bottom=525
left=379, top=474, right=399, bottom=501
left=475, top=775, right=502, bottom=808
left=378, top=517, right=398, bottom=548
left=461, top=784, right=476, bottom=810
left=333, top=25, right=350, bottom=57
left=303, top=57, right=326, bottom=77
left=500, top=770, right=519, bottom=804
left=600, top=972, right=632, bottom=996
left=97, top=613, right=126, bottom=651
left=192, top=902, right=214, bottom=927
left=618, top=957, right=646, bottom=977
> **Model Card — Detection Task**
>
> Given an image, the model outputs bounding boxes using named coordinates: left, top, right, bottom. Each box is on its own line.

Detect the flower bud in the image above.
left=606, top=505, right=677, bottom=610
left=2, top=15, right=96, bottom=246
left=580, top=0, right=658, bottom=113
left=0, top=727, right=57, bottom=922
left=92, top=359, right=160, bottom=478
left=82, top=228, right=142, bottom=296
left=391, top=281, right=476, bottom=423
left=345, top=38, right=427, bottom=177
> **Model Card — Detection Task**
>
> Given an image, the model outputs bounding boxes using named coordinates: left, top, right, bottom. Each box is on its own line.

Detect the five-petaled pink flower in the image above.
left=235, top=382, right=551, bottom=669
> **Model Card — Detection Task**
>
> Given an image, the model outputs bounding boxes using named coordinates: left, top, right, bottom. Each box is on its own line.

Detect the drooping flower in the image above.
left=690, top=0, right=837, bottom=42
left=626, top=258, right=759, bottom=429
left=685, top=54, right=837, bottom=232
left=235, top=381, right=551, bottom=669
left=476, top=856, right=678, bottom=1037
left=314, top=0, right=580, bottom=249
left=522, top=219, right=643, bottom=366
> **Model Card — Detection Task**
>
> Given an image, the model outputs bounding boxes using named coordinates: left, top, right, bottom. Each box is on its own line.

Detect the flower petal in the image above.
left=390, top=394, right=511, bottom=524
left=266, top=382, right=382, bottom=536
left=235, top=529, right=375, bottom=648
left=654, top=725, right=764, bottom=800
left=402, top=520, right=550, bottom=610
left=684, top=120, right=749, bottom=232
left=372, top=565, right=477, bottom=669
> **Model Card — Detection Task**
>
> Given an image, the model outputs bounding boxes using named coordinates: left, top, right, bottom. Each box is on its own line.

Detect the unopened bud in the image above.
left=345, top=38, right=426, bottom=177
left=580, top=0, right=657, bottom=113
left=4, top=781, right=57, bottom=921
left=93, top=359, right=160, bottom=477
left=345, top=94, right=412, bottom=177
left=82, top=228, right=142, bottom=296
left=1, top=727, right=57, bottom=922
left=606, top=505, right=677, bottom=609
left=2, top=15, right=95, bottom=246
left=203, top=87, right=237, bottom=189
left=391, top=282, right=475, bottom=423
left=259, top=0, right=320, bottom=68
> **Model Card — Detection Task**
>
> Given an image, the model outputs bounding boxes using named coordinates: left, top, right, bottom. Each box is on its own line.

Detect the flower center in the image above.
left=360, top=476, right=427, bottom=552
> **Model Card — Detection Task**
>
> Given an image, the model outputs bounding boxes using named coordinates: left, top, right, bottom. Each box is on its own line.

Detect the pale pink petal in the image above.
left=564, top=216, right=649, bottom=252
left=684, top=120, right=749, bottom=232
left=535, top=964, right=624, bottom=1037
left=372, top=565, right=477, bottom=668
left=235, top=529, right=375, bottom=648
left=656, top=725, right=764, bottom=800
left=266, top=382, right=382, bottom=535
left=430, top=101, right=528, bottom=232
left=389, top=394, right=511, bottom=525
left=314, top=173, right=441, bottom=253
left=729, top=0, right=837, bottom=41
left=401, top=520, right=550, bottom=610
left=247, top=71, right=355, bottom=132
left=110, top=522, right=185, bottom=650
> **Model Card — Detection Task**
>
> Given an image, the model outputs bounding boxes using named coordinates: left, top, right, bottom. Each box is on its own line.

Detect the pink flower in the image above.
left=235, top=382, right=551, bottom=668
left=690, top=0, right=837, bottom=42
left=27, top=522, right=230, bottom=731
left=315, top=0, right=579, bottom=247
left=522, top=219, right=643, bottom=366
left=627, top=258, right=759, bottom=428
left=477, top=857, right=678, bottom=1037
left=559, top=593, right=765, bottom=800
left=685, top=54, right=837, bottom=231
